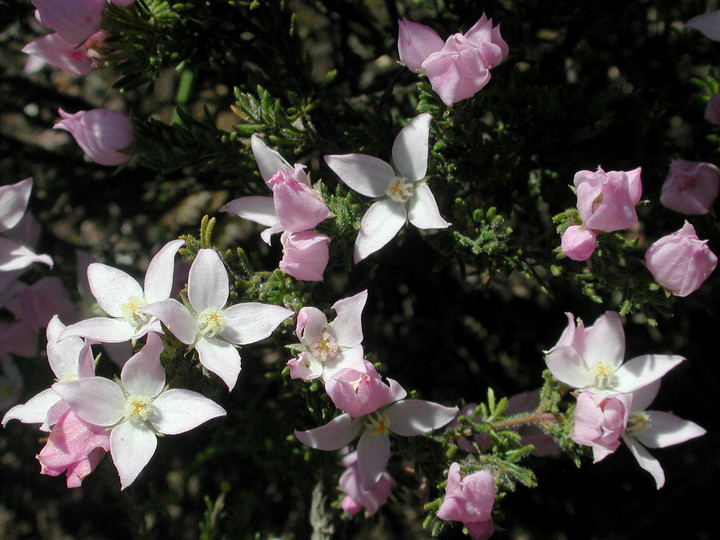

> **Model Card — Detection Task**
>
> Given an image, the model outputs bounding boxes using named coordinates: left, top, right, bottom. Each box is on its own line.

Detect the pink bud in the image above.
left=645, top=221, right=718, bottom=297
left=54, top=108, right=135, bottom=166
left=561, top=225, right=597, bottom=261
left=573, top=166, right=642, bottom=232
left=279, top=231, right=331, bottom=281
left=267, top=168, right=330, bottom=233
left=660, top=159, right=720, bottom=215
left=436, top=463, right=495, bottom=539
left=325, top=362, right=394, bottom=417
left=572, top=390, right=632, bottom=463
left=32, top=0, right=105, bottom=45
left=397, top=19, right=444, bottom=71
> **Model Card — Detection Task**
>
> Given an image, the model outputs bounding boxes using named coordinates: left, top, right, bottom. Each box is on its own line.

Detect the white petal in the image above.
left=59, top=317, right=136, bottom=344
left=53, top=378, right=126, bottom=427
left=1, top=388, right=60, bottom=427
left=221, top=303, right=293, bottom=345
left=388, top=378, right=408, bottom=402
left=357, top=430, right=390, bottom=489
left=219, top=196, right=279, bottom=227
left=544, top=346, right=591, bottom=388
left=324, top=154, right=395, bottom=197
left=188, top=249, right=228, bottom=312
left=121, top=333, right=166, bottom=398
left=111, top=421, right=158, bottom=490
left=391, top=113, right=431, bottom=181
left=141, top=299, right=197, bottom=345
left=583, top=311, right=625, bottom=369
left=151, top=389, right=226, bottom=434
left=328, top=289, right=367, bottom=347
left=614, top=355, right=685, bottom=394
left=143, top=239, right=184, bottom=303
left=47, top=334, right=87, bottom=380
left=636, top=411, right=706, bottom=449
left=0, top=177, right=32, bottom=232
left=294, top=413, right=362, bottom=450
left=296, top=306, right=327, bottom=345
left=195, top=337, right=241, bottom=391
left=354, top=200, right=407, bottom=263
left=630, top=380, right=661, bottom=412
left=0, top=238, right=53, bottom=271
left=45, top=314, right=65, bottom=344
left=407, top=183, right=450, bottom=229
left=87, top=263, right=143, bottom=318
left=623, top=436, right=665, bottom=489
left=385, top=400, right=458, bottom=436
left=251, top=134, right=291, bottom=182
left=321, top=345, right=365, bottom=381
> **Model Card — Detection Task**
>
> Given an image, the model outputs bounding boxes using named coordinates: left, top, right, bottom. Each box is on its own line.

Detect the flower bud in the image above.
left=660, top=159, right=720, bottom=215
left=573, top=166, right=642, bottom=232
left=55, top=109, right=135, bottom=166
left=561, top=225, right=597, bottom=261
left=279, top=231, right=330, bottom=282
left=572, top=391, right=632, bottom=463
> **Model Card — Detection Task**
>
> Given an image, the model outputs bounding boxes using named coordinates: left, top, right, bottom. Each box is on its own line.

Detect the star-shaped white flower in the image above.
left=325, top=113, right=450, bottom=262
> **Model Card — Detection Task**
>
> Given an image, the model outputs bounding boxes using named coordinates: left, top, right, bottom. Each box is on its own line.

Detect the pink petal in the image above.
left=59, top=317, right=137, bottom=343
left=613, top=355, right=685, bottom=394
left=151, top=389, right=226, bottom=435
left=636, top=412, right=706, bottom=449
left=294, top=413, right=362, bottom=450
left=219, top=196, right=279, bottom=227
left=392, top=113, right=432, bottom=181
left=22, top=33, right=94, bottom=75
left=188, top=249, right=228, bottom=312
left=143, top=239, right=184, bottom=303
left=328, top=290, right=367, bottom=347
left=686, top=10, right=720, bottom=41
left=407, top=183, right=451, bottom=229
left=544, top=345, right=591, bottom=388
left=32, top=0, right=105, bottom=45
left=251, top=134, right=290, bottom=182
left=622, top=436, right=665, bottom=489
left=0, top=238, right=53, bottom=271
left=296, top=306, right=327, bottom=344
left=583, top=311, right=625, bottom=370
left=120, top=333, right=165, bottom=397
left=53, top=378, right=125, bottom=427
left=110, top=421, right=157, bottom=490
left=87, top=263, right=143, bottom=318
left=354, top=199, right=407, bottom=263
left=195, top=337, right=241, bottom=391
left=357, top=430, right=391, bottom=490
left=141, top=298, right=196, bottom=345
left=221, top=302, right=293, bottom=345
left=324, top=154, right=396, bottom=197
left=397, top=19, right=444, bottom=71
left=0, top=177, right=32, bottom=233
left=55, top=109, right=135, bottom=166
left=385, top=400, right=459, bottom=436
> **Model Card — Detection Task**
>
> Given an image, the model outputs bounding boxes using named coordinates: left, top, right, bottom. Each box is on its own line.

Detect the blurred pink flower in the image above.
left=55, top=108, right=135, bottom=166
left=686, top=10, right=720, bottom=41
left=279, top=231, right=331, bottom=281
left=571, top=390, right=632, bottom=462
left=560, top=225, right=597, bottom=261
left=705, top=94, right=720, bottom=124
left=436, top=463, right=495, bottom=540
left=660, top=159, right=719, bottom=215
left=339, top=450, right=394, bottom=516
left=32, top=0, right=105, bottom=44
left=573, top=166, right=642, bottom=232
left=645, top=221, right=717, bottom=296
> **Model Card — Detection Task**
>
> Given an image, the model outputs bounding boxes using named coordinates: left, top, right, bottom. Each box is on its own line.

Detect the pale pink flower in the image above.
left=54, top=108, right=135, bottom=166
left=571, top=390, right=632, bottom=463
left=686, top=10, right=720, bottom=41
left=644, top=221, right=717, bottom=297
left=705, top=94, right=720, bottom=124
left=220, top=134, right=329, bottom=243
left=621, top=381, right=706, bottom=489
left=141, top=249, right=293, bottom=391
left=325, top=114, right=450, bottom=262
left=326, top=362, right=394, bottom=417
left=60, top=239, right=185, bottom=343
left=37, top=409, right=110, bottom=488
left=660, top=160, right=720, bottom=215
left=561, top=225, right=597, bottom=261
left=397, top=19, right=445, bottom=71
left=295, top=377, right=457, bottom=489
left=573, top=166, right=642, bottom=232
left=3, top=276, right=75, bottom=332
left=279, top=231, right=331, bottom=281
left=339, top=450, right=394, bottom=516
left=22, top=32, right=103, bottom=76
left=53, top=333, right=226, bottom=489
left=436, top=463, right=495, bottom=540
left=32, top=0, right=105, bottom=45
left=287, top=290, right=367, bottom=381
left=545, top=311, right=684, bottom=394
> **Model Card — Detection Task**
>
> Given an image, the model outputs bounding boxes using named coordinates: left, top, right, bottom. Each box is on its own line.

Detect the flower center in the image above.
left=124, top=395, right=152, bottom=423
left=309, top=332, right=339, bottom=363
left=365, top=412, right=391, bottom=436
left=386, top=177, right=414, bottom=203
left=197, top=308, right=226, bottom=339
left=589, top=361, right=614, bottom=390
left=626, top=412, right=650, bottom=436
left=121, top=295, right=151, bottom=328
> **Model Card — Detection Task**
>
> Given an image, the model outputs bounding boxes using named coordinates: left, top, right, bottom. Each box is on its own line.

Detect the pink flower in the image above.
left=22, top=32, right=105, bottom=76
left=398, top=15, right=508, bottom=106
left=645, top=221, right=717, bottom=297
left=279, top=231, right=331, bottom=281
left=325, top=114, right=450, bottom=262
left=326, top=362, right=394, bottom=417
left=560, top=225, right=597, bottom=261
left=545, top=311, right=684, bottom=394
left=621, top=381, right=706, bottom=489
left=287, top=290, right=367, bottom=381
left=686, top=10, right=720, bottom=41
left=37, top=409, right=110, bottom=488
left=54, top=108, right=135, bottom=166
left=3, top=277, right=75, bottom=332
left=436, top=463, right=495, bottom=540
left=705, top=94, right=720, bottom=124
left=32, top=0, right=105, bottom=45
left=573, top=166, right=642, bottom=232
left=141, top=249, right=293, bottom=391
left=571, top=390, right=632, bottom=463
left=295, top=378, right=457, bottom=489
left=660, top=159, right=720, bottom=215
left=339, top=450, right=394, bottom=516
left=53, top=333, right=226, bottom=489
